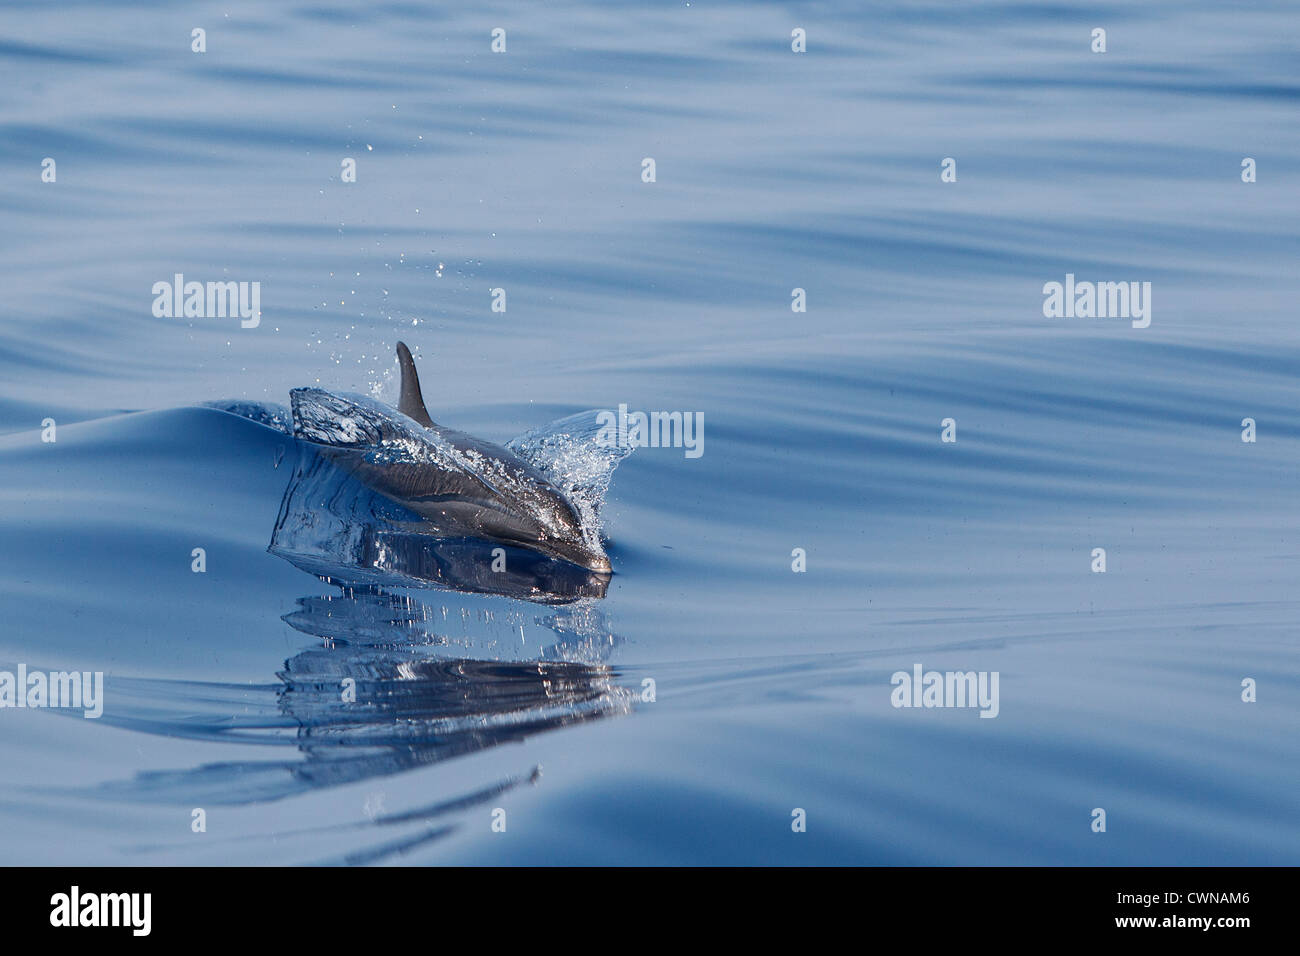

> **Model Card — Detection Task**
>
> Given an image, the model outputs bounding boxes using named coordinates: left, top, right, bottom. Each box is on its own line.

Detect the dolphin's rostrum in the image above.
left=288, top=343, right=631, bottom=574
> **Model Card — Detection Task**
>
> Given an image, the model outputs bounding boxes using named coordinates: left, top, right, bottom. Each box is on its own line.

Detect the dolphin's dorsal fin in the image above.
left=395, top=341, right=434, bottom=427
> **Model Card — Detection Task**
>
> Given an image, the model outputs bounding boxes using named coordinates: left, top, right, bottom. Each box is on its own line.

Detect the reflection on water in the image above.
left=280, top=646, right=628, bottom=784
left=93, top=580, right=631, bottom=791
left=275, top=583, right=630, bottom=794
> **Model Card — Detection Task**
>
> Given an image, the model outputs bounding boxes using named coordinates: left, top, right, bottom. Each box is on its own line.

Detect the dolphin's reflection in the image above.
left=266, top=585, right=632, bottom=797
left=93, top=587, right=632, bottom=811
left=276, top=644, right=627, bottom=791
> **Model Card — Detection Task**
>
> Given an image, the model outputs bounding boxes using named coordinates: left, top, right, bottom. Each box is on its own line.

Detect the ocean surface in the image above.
left=0, top=0, right=1297, bottom=865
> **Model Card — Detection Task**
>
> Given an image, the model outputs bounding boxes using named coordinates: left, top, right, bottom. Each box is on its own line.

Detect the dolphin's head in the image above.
left=537, top=525, right=612, bottom=575
left=434, top=417, right=613, bottom=576
left=486, top=481, right=612, bottom=575
left=531, top=537, right=611, bottom=575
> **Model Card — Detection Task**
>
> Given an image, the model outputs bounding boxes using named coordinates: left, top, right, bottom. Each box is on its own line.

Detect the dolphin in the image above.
left=287, top=342, right=628, bottom=574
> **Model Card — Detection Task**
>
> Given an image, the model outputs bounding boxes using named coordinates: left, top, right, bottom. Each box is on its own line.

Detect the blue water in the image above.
left=1, top=0, right=1298, bottom=865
